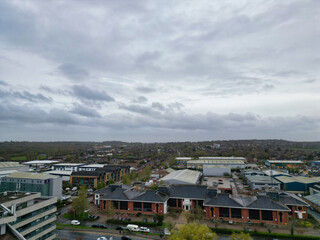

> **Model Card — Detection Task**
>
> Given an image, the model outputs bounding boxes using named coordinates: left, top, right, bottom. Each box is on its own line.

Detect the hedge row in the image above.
left=210, top=228, right=320, bottom=240
left=106, top=219, right=159, bottom=228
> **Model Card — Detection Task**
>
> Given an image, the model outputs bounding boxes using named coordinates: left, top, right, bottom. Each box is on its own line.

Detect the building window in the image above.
left=112, top=201, right=119, bottom=210
left=261, top=210, right=273, bottom=221
left=119, top=201, right=128, bottom=210
left=219, top=208, right=230, bottom=218
left=143, top=202, right=152, bottom=212
left=231, top=208, right=242, bottom=219
left=249, top=210, right=260, bottom=220
left=134, top=202, right=142, bottom=211
left=168, top=198, right=177, bottom=207
left=85, top=178, right=89, bottom=184
left=178, top=199, right=182, bottom=208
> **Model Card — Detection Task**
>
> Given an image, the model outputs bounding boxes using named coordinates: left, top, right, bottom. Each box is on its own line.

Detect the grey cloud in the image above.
left=133, top=96, right=148, bottom=103
left=0, top=89, right=52, bottom=103
left=0, top=80, right=8, bottom=86
left=73, top=85, right=115, bottom=102
left=39, top=85, right=68, bottom=95
left=70, top=103, right=101, bottom=118
left=136, top=87, right=155, bottom=93
left=119, top=104, right=161, bottom=117
left=151, top=102, right=165, bottom=111
left=58, top=63, right=89, bottom=81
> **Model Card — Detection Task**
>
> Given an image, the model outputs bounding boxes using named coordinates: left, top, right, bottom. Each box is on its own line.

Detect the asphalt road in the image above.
left=55, top=229, right=159, bottom=240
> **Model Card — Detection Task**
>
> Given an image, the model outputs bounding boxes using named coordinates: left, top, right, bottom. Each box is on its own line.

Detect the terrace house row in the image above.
left=94, top=184, right=308, bottom=225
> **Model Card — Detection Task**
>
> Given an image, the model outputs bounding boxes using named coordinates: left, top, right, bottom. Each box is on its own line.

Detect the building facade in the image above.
left=94, top=184, right=307, bottom=225
left=0, top=172, right=62, bottom=199
left=0, top=191, right=57, bottom=240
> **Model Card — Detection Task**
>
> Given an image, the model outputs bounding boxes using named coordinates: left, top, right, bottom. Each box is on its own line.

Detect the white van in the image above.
left=126, top=224, right=139, bottom=232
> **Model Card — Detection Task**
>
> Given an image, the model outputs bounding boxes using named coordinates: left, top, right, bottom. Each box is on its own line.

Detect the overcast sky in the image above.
left=0, top=0, right=319, bottom=142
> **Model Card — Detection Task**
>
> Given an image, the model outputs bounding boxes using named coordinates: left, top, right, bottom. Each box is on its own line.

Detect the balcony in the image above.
left=16, top=197, right=57, bottom=217
left=28, top=224, right=56, bottom=240
left=19, top=215, right=56, bottom=236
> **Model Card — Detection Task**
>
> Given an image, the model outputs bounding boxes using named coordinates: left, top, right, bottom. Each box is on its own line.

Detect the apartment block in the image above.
left=0, top=192, right=57, bottom=240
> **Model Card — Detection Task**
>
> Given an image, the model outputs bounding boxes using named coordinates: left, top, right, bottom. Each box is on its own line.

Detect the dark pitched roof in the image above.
left=278, top=193, right=308, bottom=206
left=246, top=196, right=289, bottom=211
left=71, top=171, right=104, bottom=177
left=134, top=190, right=169, bottom=203
left=168, top=185, right=208, bottom=199
left=204, top=194, right=243, bottom=208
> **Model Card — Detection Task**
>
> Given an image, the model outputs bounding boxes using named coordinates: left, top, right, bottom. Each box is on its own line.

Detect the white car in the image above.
left=71, top=220, right=80, bottom=225
left=97, top=237, right=108, bottom=240
left=164, top=228, right=171, bottom=235
left=139, top=227, right=150, bottom=233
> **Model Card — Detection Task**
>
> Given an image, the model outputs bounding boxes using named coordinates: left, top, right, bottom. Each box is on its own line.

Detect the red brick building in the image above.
left=94, top=185, right=308, bottom=224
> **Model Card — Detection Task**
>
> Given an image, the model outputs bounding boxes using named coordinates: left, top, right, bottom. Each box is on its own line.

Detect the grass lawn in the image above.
left=64, top=212, right=89, bottom=221
left=10, top=155, right=27, bottom=160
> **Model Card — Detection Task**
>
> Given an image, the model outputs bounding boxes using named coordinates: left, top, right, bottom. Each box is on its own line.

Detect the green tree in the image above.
left=230, top=232, right=252, bottom=240
left=165, top=220, right=175, bottom=231
left=153, top=213, right=164, bottom=225
left=105, top=201, right=115, bottom=216
left=72, top=186, right=89, bottom=216
left=169, top=223, right=217, bottom=240
left=122, top=174, right=131, bottom=185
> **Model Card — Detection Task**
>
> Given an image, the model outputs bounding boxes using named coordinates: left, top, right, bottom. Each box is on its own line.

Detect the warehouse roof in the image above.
left=22, top=160, right=59, bottom=165
left=4, top=172, right=57, bottom=179
left=263, top=170, right=290, bottom=177
left=246, top=175, right=280, bottom=184
left=47, top=170, right=72, bottom=176
left=275, top=176, right=320, bottom=184
left=160, top=169, right=201, bottom=184
left=199, top=157, right=246, bottom=160
left=53, top=163, right=84, bottom=166
left=0, top=162, right=23, bottom=168
left=175, top=157, right=192, bottom=160
left=188, top=160, right=245, bottom=165
left=203, top=165, right=231, bottom=169
left=80, top=164, right=106, bottom=168
left=304, top=193, right=320, bottom=206
left=266, top=160, right=304, bottom=164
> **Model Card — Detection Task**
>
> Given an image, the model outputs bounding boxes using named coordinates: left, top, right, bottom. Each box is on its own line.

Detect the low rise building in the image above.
left=310, top=184, right=320, bottom=195
left=311, top=161, right=320, bottom=169
left=242, top=170, right=267, bottom=177
left=160, top=169, right=201, bottom=185
left=246, top=175, right=281, bottom=190
left=175, top=157, right=193, bottom=165
left=0, top=191, right=57, bottom=240
left=304, top=193, right=320, bottom=212
left=0, top=172, right=62, bottom=198
left=95, top=184, right=307, bottom=225
left=203, top=165, right=231, bottom=177
left=275, top=176, right=320, bottom=193
left=51, top=163, right=84, bottom=171
left=78, top=164, right=106, bottom=171
left=0, top=162, right=29, bottom=178
left=265, top=160, right=304, bottom=169
left=70, top=171, right=105, bottom=188
left=187, top=159, right=245, bottom=170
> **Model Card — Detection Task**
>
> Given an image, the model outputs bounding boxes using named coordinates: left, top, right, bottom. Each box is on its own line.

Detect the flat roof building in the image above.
left=51, top=163, right=84, bottom=172
left=203, top=165, right=231, bottom=177
left=0, top=172, right=62, bottom=198
left=275, top=176, right=320, bottom=193
left=0, top=191, right=57, bottom=240
left=265, top=160, right=304, bottom=169
left=187, top=159, right=245, bottom=170
left=160, top=169, right=201, bottom=185
left=246, top=175, right=281, bottom=190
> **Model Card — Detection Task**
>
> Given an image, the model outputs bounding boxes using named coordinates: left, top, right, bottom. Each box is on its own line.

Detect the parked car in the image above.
left=121, top=237, right=132, bottom=240
left=92, top=224, right=107, bottom=228
left=97, top=237, right=107, bottom=240
left=71, top=220, right=80, bottom=225
left=72, top=187, right=78, bottom=191
left=139, top=227, right=150, bottom=233
left=116, top=226, right=124, bottom=231
left=164, top=228, right=171, bottom=235
left=228, top=220, right=233, bottom=225
left=126, top=224, right=139, bottom=232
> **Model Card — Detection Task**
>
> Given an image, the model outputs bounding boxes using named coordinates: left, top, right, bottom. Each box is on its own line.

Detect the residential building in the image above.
left=265, top=160, right=304, bottom=169
left=0, top=191, right=57, bottom=240
left=246, top=175, right=281, bottom=190
left=160, top=169, right=201, bottom=185
left=0, top=172, right=62, bottom=199
left=95, top=184, right=308, bottom=225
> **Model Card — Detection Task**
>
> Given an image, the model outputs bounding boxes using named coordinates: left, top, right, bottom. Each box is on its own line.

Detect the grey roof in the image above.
left=160, top=169, right=201, bottom=185
left=5, top=172, right=58, bottom=180
left=277, top=192, right=308, bottom=206
left=304, top=193, right=320, bottom=206
left=246, top=196, right=289, bottom=211
left=204, top=194, right=243, bottom=208
left=246, top=175, right=280, bottom=184
left=168, top=185, right=208, bottom=199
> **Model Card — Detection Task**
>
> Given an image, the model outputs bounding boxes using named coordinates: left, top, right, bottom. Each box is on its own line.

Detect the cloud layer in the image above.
left=0, top=0, right=319, bottom=141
